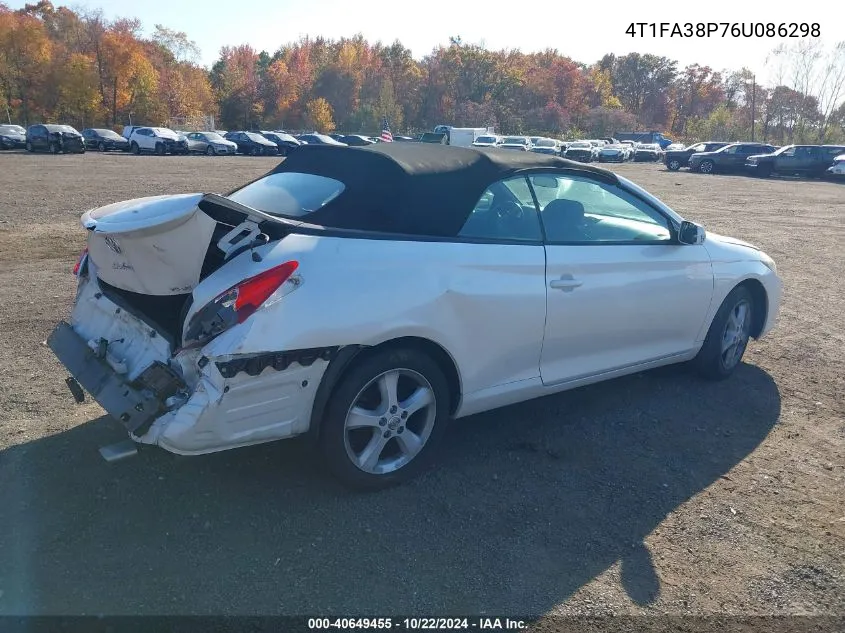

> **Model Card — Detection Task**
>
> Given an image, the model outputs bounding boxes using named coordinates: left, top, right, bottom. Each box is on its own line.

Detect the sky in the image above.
left=11, top=0, right=844, bottom=85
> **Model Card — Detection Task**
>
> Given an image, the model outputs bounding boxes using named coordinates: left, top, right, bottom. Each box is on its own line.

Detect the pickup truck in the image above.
left=745, top=144, right=845, bottom=178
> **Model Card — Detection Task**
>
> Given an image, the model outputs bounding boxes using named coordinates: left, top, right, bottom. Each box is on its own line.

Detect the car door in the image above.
left=772, top=146, right=797, bottom=172
left=32, top=126, right=46, bottom=150
left=533, top=171, right=714, bottom=385
left=452, top=175, right=547, bottom=398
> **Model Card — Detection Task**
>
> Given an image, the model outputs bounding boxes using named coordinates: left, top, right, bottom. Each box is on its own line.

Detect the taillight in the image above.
left=73, top=247, right=89, bottom=276
left=182, top=261, right=300, bottom=349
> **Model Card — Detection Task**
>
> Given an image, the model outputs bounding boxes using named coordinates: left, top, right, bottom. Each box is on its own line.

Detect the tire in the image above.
left=155, top=143, right=165, bottom=156
left=49, top=142, right=60, bottom=154
left=98, top=142, right=106, bottom=152
left=319, top=347, right=451, bottom=490
left=206, top=145, right=215, bottom=156
left=699, top=160, right=715, bottom=174
left=25, top=141, right=33, bottom=152
left=131, top=141, right=140, bottom=155
left=667, top=159, right=681, bottom=171
left=693, top=285, right=754, bottom=380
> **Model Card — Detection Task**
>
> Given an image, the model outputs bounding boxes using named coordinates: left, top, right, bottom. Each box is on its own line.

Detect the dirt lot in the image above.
left=0, top=151, right=842, bottom=623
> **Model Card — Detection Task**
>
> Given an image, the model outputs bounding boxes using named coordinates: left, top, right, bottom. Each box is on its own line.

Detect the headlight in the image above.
left=760, top=252, right=778, bottom=274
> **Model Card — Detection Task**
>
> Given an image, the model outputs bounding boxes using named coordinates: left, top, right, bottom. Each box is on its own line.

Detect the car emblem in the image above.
left=104, top=236, right=122, bottom=254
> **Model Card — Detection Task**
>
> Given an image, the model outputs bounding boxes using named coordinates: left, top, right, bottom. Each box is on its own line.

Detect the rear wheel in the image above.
left=699, top=159, right=715, bottom=174
left=25, top=141, right=33, bottom=152
left=319, top=348, right=450, bottom=490
left=693, top=286, right=754, bottom=380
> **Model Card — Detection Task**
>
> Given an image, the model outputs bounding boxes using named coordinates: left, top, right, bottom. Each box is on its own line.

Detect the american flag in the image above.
left=380, top=117, right=393, bottom=142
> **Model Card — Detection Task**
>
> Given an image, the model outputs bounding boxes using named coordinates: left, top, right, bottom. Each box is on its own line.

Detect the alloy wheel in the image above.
left=721, top=299, right=751, bottom=371
left=343, top=368, right=437, bottom=475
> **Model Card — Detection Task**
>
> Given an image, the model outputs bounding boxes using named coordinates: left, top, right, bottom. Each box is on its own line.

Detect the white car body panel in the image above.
left=541, top=243, right=714, bottom=384
left=53, top=161, right=783, bottom=457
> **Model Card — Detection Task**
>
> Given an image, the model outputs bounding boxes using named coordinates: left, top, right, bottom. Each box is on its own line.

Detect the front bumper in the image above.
left=634, top=153, right=658, bottom=161
left=599, top=154, right=625, bottom=162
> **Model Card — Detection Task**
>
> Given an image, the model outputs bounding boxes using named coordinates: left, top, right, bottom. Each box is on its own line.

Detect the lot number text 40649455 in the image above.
left=625, top=22, right=820, bottom=38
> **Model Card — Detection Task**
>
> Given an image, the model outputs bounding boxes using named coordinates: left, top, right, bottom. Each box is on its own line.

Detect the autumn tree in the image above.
left=304, top=96, right=334, bottom=133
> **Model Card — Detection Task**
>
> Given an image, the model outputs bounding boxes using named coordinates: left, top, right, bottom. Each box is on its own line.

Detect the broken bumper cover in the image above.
left=48, top=319, right=335, bottom=455
left=47, top=321, right=178, bottom=434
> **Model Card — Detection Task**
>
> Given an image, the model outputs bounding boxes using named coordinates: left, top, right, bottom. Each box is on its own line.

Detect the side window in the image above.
left=722, top=145, right=738, bottom=154
left=458, top=176, right=542, bottom=242
left=780, top=147, right=796, bottom=157
left=535, top=174, right=672, bottom=244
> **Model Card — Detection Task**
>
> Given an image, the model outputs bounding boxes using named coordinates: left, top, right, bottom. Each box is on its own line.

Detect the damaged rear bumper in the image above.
left=48, top=317, right=335, bottom=456
left=47, top=321, right=180, bottom=434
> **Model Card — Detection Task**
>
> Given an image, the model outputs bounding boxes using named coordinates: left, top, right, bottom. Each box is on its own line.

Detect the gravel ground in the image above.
left=0, top=151, right=842, bottom=623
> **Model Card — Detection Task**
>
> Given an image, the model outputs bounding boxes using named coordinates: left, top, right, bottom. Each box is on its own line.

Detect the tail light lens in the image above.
left=182, top=261, right=300, bottom=349
left=73, top=247, right=89, bottom=276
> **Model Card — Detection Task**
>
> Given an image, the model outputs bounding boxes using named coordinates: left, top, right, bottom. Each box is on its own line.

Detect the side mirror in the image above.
left=678, top=220, right=706, bottom=245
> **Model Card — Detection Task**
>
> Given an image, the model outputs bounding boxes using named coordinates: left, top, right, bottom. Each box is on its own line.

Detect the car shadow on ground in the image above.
left=0, top=363, right=780, bottom=616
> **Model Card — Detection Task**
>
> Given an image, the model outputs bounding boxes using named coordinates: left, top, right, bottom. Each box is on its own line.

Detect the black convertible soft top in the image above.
left=270, top=143, right=617, bottom=237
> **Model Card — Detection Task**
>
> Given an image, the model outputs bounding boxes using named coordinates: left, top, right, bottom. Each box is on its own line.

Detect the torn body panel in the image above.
left=52, top=270, right=332, bottom=455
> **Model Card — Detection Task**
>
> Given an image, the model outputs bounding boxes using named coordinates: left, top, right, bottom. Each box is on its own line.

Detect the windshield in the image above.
left=151, top=127, right=176, bottom=136
left=503, top=137, right=527, bottom=144
left=46, top=125, right=79, bottom=133
left=0, top=125, right=25, bottom=134
left=475, top=136, right=497, bottom=143
left=569, top=142, right=591, bottom=148
left=246, top=132, right=268, bottom=142
left=639, top=144, right=659, bottom=150
left=92, top=129, right=122, bottom=138
left=227, top=172, right=346, bottom=218
left=535, top=139, right=556, bottom=147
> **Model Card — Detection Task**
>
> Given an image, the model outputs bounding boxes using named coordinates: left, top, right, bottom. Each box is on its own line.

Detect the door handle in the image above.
left=549, top=276, right=583, bottom=291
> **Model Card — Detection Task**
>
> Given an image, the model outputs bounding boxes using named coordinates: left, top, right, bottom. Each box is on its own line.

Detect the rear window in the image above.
left=227, top=172, right=346, bottom=218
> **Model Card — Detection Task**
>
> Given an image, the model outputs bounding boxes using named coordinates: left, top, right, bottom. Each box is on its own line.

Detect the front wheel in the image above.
left=693, top=286, right=754, bottom=380
left=25, top=141, right=33, bottom=152
left=98, top=142, right=106, bottom=152
left=667, top=159, right=682, bottom=171
left=206, top=145, right=215, bottom=156
left=319, top=348, right=451, bottom=490
left=699, top=160, right=715, bottom=174
left=154, top=143, right=165, bottom=156
left=131, top=142, right=140, bottom=155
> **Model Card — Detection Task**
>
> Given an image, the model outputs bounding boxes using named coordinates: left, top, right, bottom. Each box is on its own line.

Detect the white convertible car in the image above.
left=48, top=144, right=782, bottom=488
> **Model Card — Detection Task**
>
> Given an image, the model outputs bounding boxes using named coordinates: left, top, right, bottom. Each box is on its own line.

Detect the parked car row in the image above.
left=665, top=140, right=845, bottom=179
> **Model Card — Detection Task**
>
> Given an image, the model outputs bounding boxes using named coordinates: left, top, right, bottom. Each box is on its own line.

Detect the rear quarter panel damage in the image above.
left=193, top=233, right=548, bottom=403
